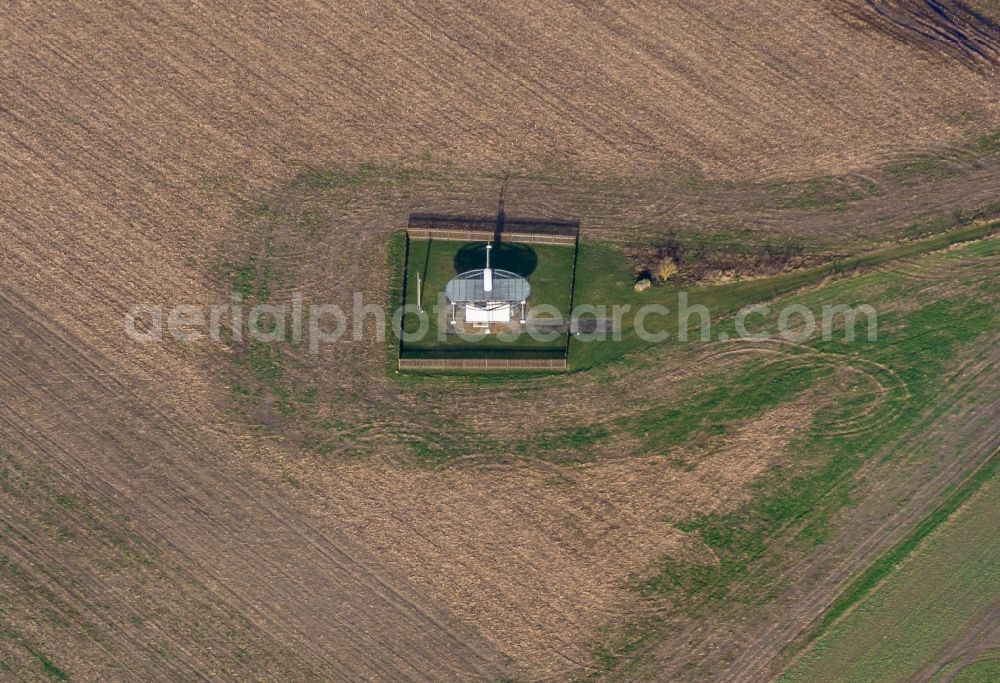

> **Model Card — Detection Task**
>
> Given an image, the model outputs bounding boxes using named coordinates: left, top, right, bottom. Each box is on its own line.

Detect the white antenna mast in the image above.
left=483, top=243, right=493, bottom=292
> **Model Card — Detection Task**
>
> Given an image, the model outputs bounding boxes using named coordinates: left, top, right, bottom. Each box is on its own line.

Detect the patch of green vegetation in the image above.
left=398, top=237, right=577, bottom=356
left=222, top=248, right=274, bottom=301
left=586, top=618, right=663, bottom=680
left=812, top=449, right=999, bottom=639
left=0, top=628, right=70, bottom=681
left=598, top=236, right=999, bottom=675
left=624, top=361, right=826, bottom=457
left=407, top=434, right=482, bottom=463
left=555, top=424, right=610, bottom=449
left=229, top=330, right=300, bottom=416
left=966, top=199, right=1000, bottom=224
left=761, top=177, right=870, bottom=212
left=513, top=424, right=610, bottom=462
left=780, top=469, right=1000, bottom=682
left=224, top=256, right=258, bottom=299
left=219, top=239, right=323, bottom=419
left=903, top=214, right=956, bottom=239
left=230, top=335, right=310, bottom=414
left=638, top=280, right=998, bottom=606
left=904, top=200, right=1000, bottom=239
left=295, top=208, right=327, bottom=237
left=949, top=235, right=1000, bottom=258
left=973, top=128, right=1000, bottom=154
left=884, top=154, right=955, bottom=184
left=386, top=230, right=409, bottom=365
left=35, top=652, right=69, bottom=681
left=569, top=220, right=1000, bottom=370
left=236, top=341, right=284, bottom=384
left=248, top=201, right=280, bottom=219
left=948, top=655, right=1000, bottom=683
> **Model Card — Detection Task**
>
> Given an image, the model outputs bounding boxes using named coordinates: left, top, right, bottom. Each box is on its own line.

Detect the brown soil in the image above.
left=2, top=1, right=1000, bottom=680
left=838, top=0, right=1000, bottom=66
left=298, top=400, right=817, bottom=675
left=635, top=334, right=1000, bottom=681
left=0, top=285, right=508, bottom=680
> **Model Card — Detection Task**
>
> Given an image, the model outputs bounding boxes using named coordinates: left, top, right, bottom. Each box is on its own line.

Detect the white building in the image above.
left=444, top=244, right=530, bottom=329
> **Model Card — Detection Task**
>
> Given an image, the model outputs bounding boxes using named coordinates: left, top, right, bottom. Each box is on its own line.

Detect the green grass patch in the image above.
left=637, top=268, right=998, bottom=606
left=387, top=230, right=408, bottom=366
left=760, top=177, right=871, bottom=212
left=35, top=652, right=69, bottom=681
left=568, top=220, right=999, bottom=370
left=598, top=240, right=999, bottom=674
left=407, top=431, right=501, bottom=463
left=513, top=423, right=610, bottom=462
left=884, top=154, right=956, bottom=184
left=220, top=248, right=314, bottom=417
left=811, top=449, right=1000, bottom=639
left=398, top=237, right=577, bottom=356
left=224, top=257, right=257, bottom=299
left=944, top=235, right=1000, bottom=259
left=973, top=128, right=1000, bottom=154
left=624, top=361, right=827, bottom=457
left=586, top=618, right=663, bottom=680
left=0, top=628, right=70, bottom=681
left=780, top=464, right=1000, bottom=682
left=947, top=655, right=1000, bottom=683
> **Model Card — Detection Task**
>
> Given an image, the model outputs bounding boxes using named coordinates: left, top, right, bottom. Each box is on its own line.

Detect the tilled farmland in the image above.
left=2, top=1, right=999, bottom=680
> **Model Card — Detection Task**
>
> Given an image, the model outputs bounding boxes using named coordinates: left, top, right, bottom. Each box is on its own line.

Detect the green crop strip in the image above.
left=810, top=448, right=999, bottom=640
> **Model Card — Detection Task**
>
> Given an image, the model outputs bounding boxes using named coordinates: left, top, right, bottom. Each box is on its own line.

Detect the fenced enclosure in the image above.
left=407, top=213, right=579, bottom=245
left=394, top=215, right=581, bottom=371
left=397, top=357, right=568, bottom=371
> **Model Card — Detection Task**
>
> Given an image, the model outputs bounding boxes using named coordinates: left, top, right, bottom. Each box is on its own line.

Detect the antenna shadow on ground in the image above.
left=453, top=242, right=538, bottom=277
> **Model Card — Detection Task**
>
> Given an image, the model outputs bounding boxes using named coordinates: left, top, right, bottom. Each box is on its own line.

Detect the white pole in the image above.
left=416, top=273, right=422, bottom=311
left=483, top=243, right=493, bottom=293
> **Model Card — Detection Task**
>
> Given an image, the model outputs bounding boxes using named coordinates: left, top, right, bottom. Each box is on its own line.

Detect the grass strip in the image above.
left=570, top=219, right=999, bottom=369
left=810, top=447, right=1000, bottom=640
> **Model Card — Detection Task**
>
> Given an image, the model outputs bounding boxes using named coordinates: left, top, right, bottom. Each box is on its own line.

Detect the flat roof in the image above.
left=445, top=269, right=530, bottom=305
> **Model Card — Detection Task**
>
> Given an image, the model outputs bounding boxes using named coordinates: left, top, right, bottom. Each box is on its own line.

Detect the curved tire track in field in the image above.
left=878, top=245, right=1000, bottom=283
left=697, top=339, right=1000, bottom=682
left=419, top=336, right=913, bottom=679
left=912, top=605, right=1000, bottom=683
left=691, top=337, right=911, bottom=438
